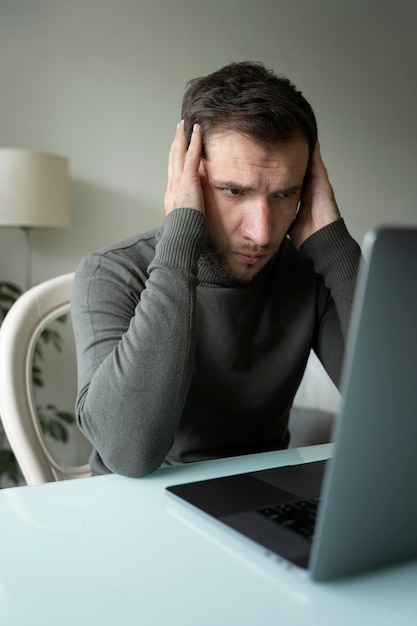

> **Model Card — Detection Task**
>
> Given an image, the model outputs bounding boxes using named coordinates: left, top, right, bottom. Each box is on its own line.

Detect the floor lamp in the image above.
left=0, top=149, right=70, bottom=290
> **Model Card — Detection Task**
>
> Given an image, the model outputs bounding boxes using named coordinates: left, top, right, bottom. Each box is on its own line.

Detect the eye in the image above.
left=274, top=191, right=296, bottom=199
left=223, top=188, right=242, bottom=197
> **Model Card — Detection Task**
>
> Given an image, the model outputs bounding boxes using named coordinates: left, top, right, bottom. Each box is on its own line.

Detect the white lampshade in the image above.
left=0, top=149, right=70, bottom=228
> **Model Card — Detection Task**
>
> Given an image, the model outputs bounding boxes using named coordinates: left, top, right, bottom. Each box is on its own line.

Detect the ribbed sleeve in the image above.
left=300, top=219, right=361, bottom=289
left=151, top=208, right=206, bottom=271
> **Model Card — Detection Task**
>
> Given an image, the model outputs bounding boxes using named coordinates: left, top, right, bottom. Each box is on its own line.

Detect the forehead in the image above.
left=203, top=131, right=309, bottom=185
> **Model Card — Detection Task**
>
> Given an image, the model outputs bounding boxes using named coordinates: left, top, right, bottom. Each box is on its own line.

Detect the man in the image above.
left=72, top=62, right=361, bottom=477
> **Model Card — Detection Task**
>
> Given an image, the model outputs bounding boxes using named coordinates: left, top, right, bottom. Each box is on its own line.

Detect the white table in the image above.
left=1, top=444, right=416, bottom=626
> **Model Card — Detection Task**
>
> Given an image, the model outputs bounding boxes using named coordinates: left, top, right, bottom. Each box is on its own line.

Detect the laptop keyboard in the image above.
left=257, top=497, right=320, bottom=540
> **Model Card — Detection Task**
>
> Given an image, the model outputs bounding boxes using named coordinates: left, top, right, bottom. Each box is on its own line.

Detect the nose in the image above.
left=240, top=197, right=272, bottom=247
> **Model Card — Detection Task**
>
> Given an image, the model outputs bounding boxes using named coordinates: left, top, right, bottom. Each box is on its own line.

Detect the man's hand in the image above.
left=164, top=120, right=205, bottom=216
left=289, top=142, right=341, bottom=249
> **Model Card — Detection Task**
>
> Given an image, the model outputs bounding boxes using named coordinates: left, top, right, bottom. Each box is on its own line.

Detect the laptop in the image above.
left=167, top=226, right=417, bottom=581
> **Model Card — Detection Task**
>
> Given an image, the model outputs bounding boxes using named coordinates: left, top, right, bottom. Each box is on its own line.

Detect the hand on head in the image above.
left=164, top=121, right=205, bottom=216
left=289, top=142, right=341, bottom=249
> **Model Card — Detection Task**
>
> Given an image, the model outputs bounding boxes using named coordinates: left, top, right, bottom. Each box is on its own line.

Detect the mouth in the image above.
left=234, top=251, right=267, bottom=265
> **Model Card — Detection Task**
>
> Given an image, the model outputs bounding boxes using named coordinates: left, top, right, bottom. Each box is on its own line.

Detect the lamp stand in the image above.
left=21, top=226, right=33, bottom=291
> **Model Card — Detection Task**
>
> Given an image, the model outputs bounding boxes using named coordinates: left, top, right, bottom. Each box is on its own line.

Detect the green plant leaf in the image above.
left=0, top=450, right=21, bottom=485
left=40, top=328, right=64, bottom=352
left=0, top=292, right=17, bottom=305
left=0, top=282, right=21, bottom=294
left=0, top=282, right=22, bottom=323
left=43, top=420, right=68, bottom=443
left=55, top=411, right=75, bottom=424
left=32, top=366, right=44, bottom=387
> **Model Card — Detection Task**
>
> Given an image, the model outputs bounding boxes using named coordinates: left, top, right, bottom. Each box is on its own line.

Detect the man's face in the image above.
left=199, top=131, right=310, bottom=283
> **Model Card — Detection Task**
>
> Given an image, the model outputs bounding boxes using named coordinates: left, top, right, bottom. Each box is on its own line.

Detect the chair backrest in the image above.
left=0, top=273, right=91, bottom=485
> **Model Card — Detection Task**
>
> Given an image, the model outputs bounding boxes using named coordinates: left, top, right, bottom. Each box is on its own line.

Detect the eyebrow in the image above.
left=210, top=180, right=303, bottom=195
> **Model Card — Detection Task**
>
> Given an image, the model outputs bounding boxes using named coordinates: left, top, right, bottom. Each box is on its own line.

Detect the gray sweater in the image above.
left=72, top=208, right=361, bottom=477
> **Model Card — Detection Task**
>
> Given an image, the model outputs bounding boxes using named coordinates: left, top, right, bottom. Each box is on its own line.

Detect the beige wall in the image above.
left=1, top=0, right=416, bottom=464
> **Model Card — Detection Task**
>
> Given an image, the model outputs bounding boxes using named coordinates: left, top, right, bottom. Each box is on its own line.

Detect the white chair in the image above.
left=0, top=273, right=91, bottom=485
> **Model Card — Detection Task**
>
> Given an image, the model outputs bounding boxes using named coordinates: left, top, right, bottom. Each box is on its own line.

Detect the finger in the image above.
left=167, top=120, right=187, bottom=178
left=183, top=123, right=203, bottom=174
left=311, top=141, right=331, bottom=182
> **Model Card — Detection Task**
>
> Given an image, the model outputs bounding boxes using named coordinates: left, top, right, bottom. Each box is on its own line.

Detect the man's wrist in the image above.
left=153, top=208, right=206, bottom=272
left=300, top=219, right=361, bottom=287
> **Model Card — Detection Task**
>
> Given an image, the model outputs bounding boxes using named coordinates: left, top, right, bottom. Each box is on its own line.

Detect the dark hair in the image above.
left=181, top=61, right=317, bottom=158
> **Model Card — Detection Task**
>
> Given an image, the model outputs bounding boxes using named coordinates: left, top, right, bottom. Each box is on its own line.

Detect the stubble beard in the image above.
left=203, top=239, right=279, bottom=286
